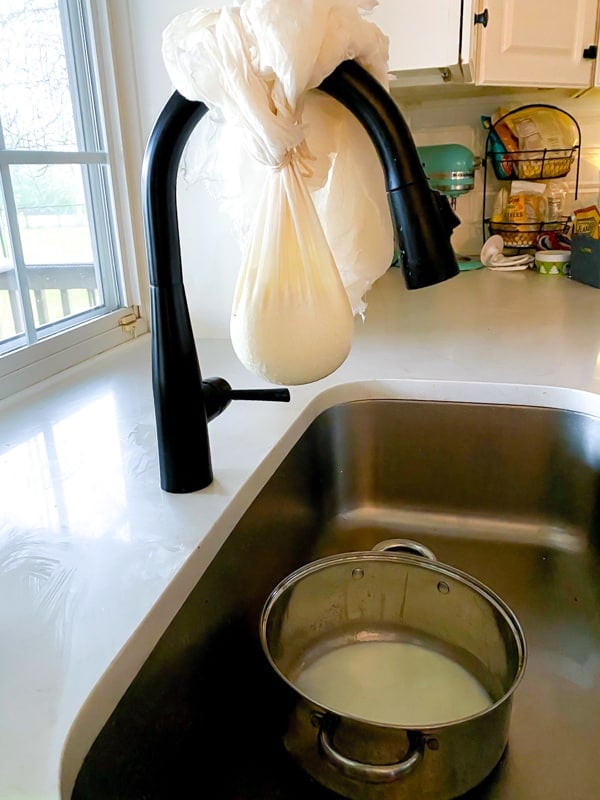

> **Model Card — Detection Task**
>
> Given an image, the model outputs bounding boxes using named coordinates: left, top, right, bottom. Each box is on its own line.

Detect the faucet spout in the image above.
left=142, top=60, right=458, bottom=493
left=320, top=60, right=459, bottom=288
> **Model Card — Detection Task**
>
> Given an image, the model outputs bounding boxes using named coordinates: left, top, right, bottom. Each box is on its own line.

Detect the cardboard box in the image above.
left=573, top=205, right=600, bottom=239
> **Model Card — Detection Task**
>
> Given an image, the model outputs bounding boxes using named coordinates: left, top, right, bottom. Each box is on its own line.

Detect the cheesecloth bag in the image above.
left=163, top=0, right=393, bottom=384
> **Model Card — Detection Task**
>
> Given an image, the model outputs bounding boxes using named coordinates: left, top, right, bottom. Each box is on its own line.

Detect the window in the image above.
left=0, top=0, right=142, bottom=397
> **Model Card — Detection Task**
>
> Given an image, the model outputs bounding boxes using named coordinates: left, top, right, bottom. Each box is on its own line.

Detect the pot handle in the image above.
left=319, top=720, right=422, bottom=783
left=372, top=539, right=437, bottom=561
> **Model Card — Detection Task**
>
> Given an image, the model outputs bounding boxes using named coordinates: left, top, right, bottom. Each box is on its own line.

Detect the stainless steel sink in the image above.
left=72, top=399, right=600, bottom=799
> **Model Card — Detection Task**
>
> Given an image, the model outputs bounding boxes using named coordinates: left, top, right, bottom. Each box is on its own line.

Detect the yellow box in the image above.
left=573, top=205, right=600, bottom=239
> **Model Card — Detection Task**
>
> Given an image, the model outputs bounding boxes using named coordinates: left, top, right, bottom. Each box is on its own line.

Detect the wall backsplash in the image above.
left=397, top=87, right=600, bottom=258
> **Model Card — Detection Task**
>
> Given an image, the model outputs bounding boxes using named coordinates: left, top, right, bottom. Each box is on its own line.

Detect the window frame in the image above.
left=0, top=0, right=148, bottom=400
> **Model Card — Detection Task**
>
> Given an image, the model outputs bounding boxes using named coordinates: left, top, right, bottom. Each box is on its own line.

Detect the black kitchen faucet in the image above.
left=142, top=59, right=459, bottom=493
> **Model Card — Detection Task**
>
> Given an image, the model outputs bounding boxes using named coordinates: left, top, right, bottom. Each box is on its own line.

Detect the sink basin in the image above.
left=71, top=398, right=600, bottom=799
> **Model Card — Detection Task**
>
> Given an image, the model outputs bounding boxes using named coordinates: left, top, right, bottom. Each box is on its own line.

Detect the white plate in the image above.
left=481, top=235, right=533, bottom=270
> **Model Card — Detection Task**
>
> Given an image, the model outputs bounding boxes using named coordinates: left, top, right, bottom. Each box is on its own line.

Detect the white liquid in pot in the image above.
left=295, top=641, right=492, bottom=726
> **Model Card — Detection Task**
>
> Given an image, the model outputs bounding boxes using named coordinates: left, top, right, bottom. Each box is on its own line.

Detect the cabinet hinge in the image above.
left=582, top=45, right=598, bottom=60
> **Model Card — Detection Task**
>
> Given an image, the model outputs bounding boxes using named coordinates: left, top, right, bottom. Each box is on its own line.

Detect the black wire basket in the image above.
left=488, top=217, right=571, bottom=249
left=489, top=147, right=577, bottom=181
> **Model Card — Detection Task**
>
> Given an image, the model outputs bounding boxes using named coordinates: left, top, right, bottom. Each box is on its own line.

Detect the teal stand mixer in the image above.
left=417, top=143, right=482, bottom=270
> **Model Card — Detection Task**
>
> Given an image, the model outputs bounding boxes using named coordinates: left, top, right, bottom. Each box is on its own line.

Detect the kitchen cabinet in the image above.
left=370, top=0, right=475, bottom=84
left=373, top=0, right=599, bottom=90
left=473, top=0, right=599, bottom=88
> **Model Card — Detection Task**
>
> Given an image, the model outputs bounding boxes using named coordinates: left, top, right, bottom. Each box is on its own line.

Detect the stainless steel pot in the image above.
left=260, top=540, right=526, bottom=800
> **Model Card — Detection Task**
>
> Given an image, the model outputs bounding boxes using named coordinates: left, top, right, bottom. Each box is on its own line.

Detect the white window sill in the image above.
left=0, top=311, right=149, bottom=400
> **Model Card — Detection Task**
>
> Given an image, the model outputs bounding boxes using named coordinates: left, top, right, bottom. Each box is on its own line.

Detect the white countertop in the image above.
left=1, top=267, right=599, bottom=799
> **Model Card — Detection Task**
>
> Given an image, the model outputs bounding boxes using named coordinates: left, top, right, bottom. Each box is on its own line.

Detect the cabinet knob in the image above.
left=474, top=9, right=489, bottom=27
left=582, top=44, right=598, bottom=59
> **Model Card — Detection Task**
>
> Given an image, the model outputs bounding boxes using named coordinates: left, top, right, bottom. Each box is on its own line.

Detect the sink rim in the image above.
left=60, top=377, right=600, bottom=799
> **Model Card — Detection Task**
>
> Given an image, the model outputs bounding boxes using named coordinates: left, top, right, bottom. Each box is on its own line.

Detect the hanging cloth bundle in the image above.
left=163, top=0, right=393, bottom=384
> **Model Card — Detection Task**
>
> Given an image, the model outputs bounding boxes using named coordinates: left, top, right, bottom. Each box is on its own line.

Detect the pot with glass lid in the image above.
left=260, top=540, right=526, bottom=800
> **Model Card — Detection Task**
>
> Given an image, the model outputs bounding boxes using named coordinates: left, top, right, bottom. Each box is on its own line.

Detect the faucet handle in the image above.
left=202, top=377, right=290, bottom=422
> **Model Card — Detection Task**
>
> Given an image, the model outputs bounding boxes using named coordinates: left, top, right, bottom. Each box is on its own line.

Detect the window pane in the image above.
left=13, top=163, right=93, bottom=264
left=0, top=0, right=127, bottom=381
left=12, top=163, right=102, bottom=329
left=0, top=0, right=78, bottom=151
left=0, top=188, right=26, bottom=350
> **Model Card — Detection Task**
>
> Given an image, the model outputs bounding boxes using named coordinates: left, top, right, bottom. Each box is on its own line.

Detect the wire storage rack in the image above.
left=488, top=217, right=571, bottom=249
left=482, top=104, right=581, bottom=249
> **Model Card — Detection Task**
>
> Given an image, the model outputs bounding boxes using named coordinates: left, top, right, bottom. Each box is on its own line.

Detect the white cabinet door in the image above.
left=474, top=0, right=598, bottom=88
left=370, top=0, right=467, bottom=75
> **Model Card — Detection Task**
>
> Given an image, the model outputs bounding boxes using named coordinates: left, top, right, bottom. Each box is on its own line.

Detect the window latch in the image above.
left=119, top=307, right=140, bottom=335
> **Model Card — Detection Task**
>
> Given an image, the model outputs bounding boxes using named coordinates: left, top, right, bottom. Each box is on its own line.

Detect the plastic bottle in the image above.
left=544, top=181, right=568, bottom=221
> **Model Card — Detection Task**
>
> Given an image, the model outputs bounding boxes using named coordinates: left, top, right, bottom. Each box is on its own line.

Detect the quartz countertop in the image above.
left=1, top=267, right=599, bottom=799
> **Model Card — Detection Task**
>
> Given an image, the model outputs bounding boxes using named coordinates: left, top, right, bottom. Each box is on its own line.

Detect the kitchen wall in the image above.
left=108, top=0, right=238, bottom=337
left=401, top=86, right=600, bottom=258
left=112, top=1, right=600, bottom=339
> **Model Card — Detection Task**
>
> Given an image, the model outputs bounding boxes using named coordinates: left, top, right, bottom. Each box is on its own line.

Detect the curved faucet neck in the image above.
left=142, top=60, right=458, bottom=492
